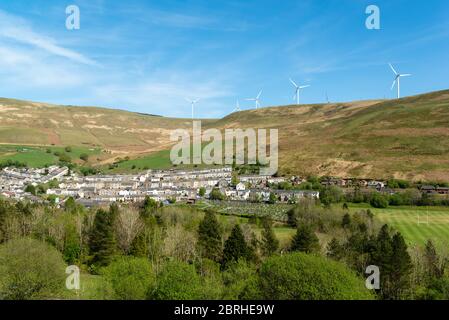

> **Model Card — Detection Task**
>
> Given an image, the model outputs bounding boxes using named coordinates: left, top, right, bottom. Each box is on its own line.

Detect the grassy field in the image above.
left=0, top=144, right=102, bottom=167
left=348, top=203, right=449, bottom=247
left=101, top=149, right=218, bottom=173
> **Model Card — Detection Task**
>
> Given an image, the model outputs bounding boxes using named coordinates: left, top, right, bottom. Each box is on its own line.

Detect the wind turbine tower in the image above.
left=246, top=90, right=262, bottom=109
left=289, top=79, right=310, bottom=105
left=185, top=98, right=200, bottom=119
left=389, top=63, right=411, bottom=99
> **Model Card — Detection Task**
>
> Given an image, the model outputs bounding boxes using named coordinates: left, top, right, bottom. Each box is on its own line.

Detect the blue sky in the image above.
left=0, top=0, right=448, bottom=118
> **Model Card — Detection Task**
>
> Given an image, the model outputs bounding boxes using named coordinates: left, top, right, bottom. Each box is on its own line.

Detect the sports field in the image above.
left=349, top=204, right=449, bottom=247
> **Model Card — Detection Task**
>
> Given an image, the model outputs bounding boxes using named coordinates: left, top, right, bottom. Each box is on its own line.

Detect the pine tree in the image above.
left=327, top=238, right=343, bottom=260
left=290, top=223, right=320, bottom=254
left=89, top=208, right=117, bottom=269
left=389, top=232, right=412, bottom=299
left=197, top=210, right=223, bottom=262
left=222, top=225, right=250, bottom=269
left=341, top=213, right=351, bottom=229
left=424, top=240, right=444, bottom=279
left=261, top=217, right=279, bottom=256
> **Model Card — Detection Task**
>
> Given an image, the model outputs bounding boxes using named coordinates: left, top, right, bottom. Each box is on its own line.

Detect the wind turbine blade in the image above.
left=300, top=85, right=310, bottom=89
left=389, top=63, right=398, bottom=75
left=289, top=78, right=298, bottom=88
left=185, top=98, right=192, bottom=103
left=257, top=90, right=263, bottom=99
left=391, top=80, right=396, bottom=90
left=400, top=74, right=412, bottom=77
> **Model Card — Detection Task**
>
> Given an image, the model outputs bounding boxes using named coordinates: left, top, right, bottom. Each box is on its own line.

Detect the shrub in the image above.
left=257, top=252, right=374, bottom=300
left=370, top=193, right=389, bottom=208
left=80, top=153, right=89, bottom=162
left=210, top=188, right=225, bottom=201
left=221, top=260, right=261, bottom=299
left=0, top=238, right=67, bottom=300
left=152, top=261, right=202, bottom=300
left=101, top=256, right=155, bottom=300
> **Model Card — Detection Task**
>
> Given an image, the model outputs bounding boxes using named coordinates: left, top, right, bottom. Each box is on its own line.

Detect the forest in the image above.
left=0, top=196, right=448, bottom=300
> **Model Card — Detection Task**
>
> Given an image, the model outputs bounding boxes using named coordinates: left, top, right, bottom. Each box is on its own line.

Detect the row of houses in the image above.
left=1, top=165, right=320, bottom=205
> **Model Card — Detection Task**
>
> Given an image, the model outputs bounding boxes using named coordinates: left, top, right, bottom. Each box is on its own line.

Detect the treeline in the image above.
left=0, top=197, right=448, bottom=300
left=318, top=185, right=449, bottom=208
left=287, top=202, right=449, bottom=299
left=0, top=197, right=373, bottom=300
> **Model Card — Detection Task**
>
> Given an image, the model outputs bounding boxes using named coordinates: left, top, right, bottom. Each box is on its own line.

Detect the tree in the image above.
left=58, top=153, right=72, bottom=163
left=370, top=193, right=389, bottom=208
left=25, top=184, right=37, bottom=196
left=320, top=186, right=344, bottom=206
left=199, top=187, right=206, bottom=197
left=257, top=253, right=374, bottom=300
left=0, top=238, right=67, bottom=300
left=89, top=209, right=117, bottom=269
left=221, top=259, right=261, bottom=300
left=268, top=192, right=277, bottom=204
left=151, top=260, right=202, bottom=300
left=290, top=223, right=320, bottom=254
left=389, top=232, right=412, bottom=299
left=197, top=210, right=223, bottom=262
left=327, top=238, right=344, bottom=260
left=115, top=208, right=143, bottom=255
left=370, top=225, right=412, bottom=299
left=261, top=217, right=279, bottom=256
left=141, top=196, right=158, bottom=218
left=209, top=188, right=225, bottom=201
left=222, top=225, right=251, bottom=269
left=342, top=213, right=352, bottom=229
left=101, top=256, right=155, bottom=300
left=424, top=240, right=445, bottom=279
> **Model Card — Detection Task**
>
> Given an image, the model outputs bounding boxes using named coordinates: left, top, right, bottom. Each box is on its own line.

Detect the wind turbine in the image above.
left=233, top=100, right=241, bottom=112
left=246, top=90, right=262, bottom=109
left=185, top=98, right=200, bottom=119
left=289, top=79, right=310, bottom=105
left=389, top=63, right=411, bottom=99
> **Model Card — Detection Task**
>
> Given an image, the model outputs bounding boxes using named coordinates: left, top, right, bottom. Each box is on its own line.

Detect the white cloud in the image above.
left=0, top=10, right=97, bottom=66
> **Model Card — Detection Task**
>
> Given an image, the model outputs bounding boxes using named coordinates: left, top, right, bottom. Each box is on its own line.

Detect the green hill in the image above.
left=1, top=89, right=449, bottom=180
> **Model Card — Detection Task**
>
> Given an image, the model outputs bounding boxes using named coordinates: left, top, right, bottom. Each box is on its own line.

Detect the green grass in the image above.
left=102, top=149, right=221, bottom=173
left=0, top=144, right=102, bottom=167
left=348, top=203, right=449, bottom=248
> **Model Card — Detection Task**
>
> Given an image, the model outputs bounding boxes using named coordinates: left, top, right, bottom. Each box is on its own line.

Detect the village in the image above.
left=0, top=164, right=423, bottom=208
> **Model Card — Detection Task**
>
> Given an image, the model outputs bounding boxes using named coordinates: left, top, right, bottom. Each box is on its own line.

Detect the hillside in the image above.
left=1, top=90, right=449, bottom=180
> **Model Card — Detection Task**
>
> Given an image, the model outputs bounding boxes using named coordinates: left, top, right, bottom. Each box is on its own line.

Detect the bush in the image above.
left=25, top=184, right=37, bottom=196
left=65, top=146, right=72, bottom=153
left=152, top=261, right=203, bottom=300
left=221, top=260, right=261, bottom=299
left=80, top=153, right=89, bottom=162
left=101, top=256, right=155, bottom=300
left=257, top=253, right=374, bottom=300
left=209, top=188, right=225, bottom=201
left=0, top=238, right=67, bottom=300
left=58, top=153, right=72, bottom=163
left=370, top=193, right=389, bottom=208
